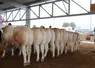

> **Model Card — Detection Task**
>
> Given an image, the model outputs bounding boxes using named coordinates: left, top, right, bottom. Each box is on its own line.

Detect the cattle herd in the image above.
left=0, top=25, right=80, bottom=66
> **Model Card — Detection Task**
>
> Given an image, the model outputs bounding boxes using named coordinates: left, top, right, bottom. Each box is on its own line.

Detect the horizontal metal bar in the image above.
left=30, top=0, right=64, bottom=7
left=3, top=8, right=20, bottom=13
left=5, top=12, right=95, bottom=22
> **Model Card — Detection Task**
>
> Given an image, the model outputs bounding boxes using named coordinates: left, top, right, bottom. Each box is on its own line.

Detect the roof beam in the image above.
left=5, top=1, right=27, bottom=10
left=0, top=10, right=6, bottom=14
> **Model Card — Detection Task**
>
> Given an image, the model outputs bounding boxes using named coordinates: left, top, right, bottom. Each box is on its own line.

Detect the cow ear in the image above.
left=0, top=29, right=3, bottom=33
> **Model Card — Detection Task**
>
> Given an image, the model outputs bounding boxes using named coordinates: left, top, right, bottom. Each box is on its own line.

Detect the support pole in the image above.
left=68, top=0, right=70, bottom=15
left=26, top=7, right=30, bottom=27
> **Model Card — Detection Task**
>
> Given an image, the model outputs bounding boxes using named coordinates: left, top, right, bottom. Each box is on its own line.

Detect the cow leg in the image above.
left=1, top=42, right=6, bottom=58
left=75, top=41, right=79, bottom=50
left=50, top=42, right=55, bottom=58
left=1, top=50, right=6, bottom=58
left=40, top=44, right=44, bottom=61
left=19, top=47, right=22, bottom=56
left=21, top=45, right=27, bottom=66
left=73, top=42, right=76, bottom=51
left=11, top=47, right=14, bottom=56
left=56, top=42, right=60, bottom=57
left=34, top=46, right=36, bottom=54
left=35, top=45, right=40, bottom=62
left=27, top=45, right=31, bottom=65
left=44, top=44, right=48, bottom=58
left=60, top=42, right=64, bottom=55
left=61, top=44, right=65, bottom=55
left=65, top=46, right=68, bottom=54
left=64, top=43, right=69, bottom=54
left=71, top=43, right=74, bottom=52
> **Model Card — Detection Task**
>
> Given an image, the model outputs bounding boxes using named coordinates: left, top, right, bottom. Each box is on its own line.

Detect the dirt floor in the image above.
left=0, top=42, right=95, bottom=68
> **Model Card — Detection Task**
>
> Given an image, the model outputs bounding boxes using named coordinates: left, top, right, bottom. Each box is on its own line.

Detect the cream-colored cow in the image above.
left=52, top=28, right=61, bottom=57
left=44, top=28, right=55, bottom=58
left=74, top=32, right=80, bottom=51
left=32, top=28, right=43, bottom=62
left=0, top=25, right=34, bottom=66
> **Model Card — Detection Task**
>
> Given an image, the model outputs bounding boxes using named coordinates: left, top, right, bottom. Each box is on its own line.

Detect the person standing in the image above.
left=8, top=23, right=12, bottom=25
left=49, top=25, right=52, bottom=28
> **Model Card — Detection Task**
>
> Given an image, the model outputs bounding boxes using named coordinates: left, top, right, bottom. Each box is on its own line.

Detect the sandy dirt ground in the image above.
left=0, top=42, right=95, bottom=68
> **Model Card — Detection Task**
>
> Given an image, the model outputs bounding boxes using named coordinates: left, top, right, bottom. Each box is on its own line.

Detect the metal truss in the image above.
left=0, top=0, right=95, bottom=22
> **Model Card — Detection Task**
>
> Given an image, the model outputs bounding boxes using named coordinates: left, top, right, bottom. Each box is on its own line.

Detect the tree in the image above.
left=40, top=25, right=45, bottom=28
left=62, top=22, right=69, bottom=27
left=70, top=22, right=76, bottom=30
left=33, top=25, right=36, bottom=28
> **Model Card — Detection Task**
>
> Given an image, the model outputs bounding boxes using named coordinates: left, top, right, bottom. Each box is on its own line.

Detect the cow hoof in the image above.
left=24, top=63, right=27, bottom=66
left=60, top=53, right=62, bottom=55
left=12, top=54, right=14, bottom=56
left=57, top=54, right=59, bottom=57
left=41, top=59, right=44, bottom=62
left=71, top=51, right=74, bottom=52
left=57, top=56, right=59, bottom=57
left=27, top=62, right=30, bottom=65
left=52, top=55, right=55, bottom=58
left=18, top=54, right=21, bottom=56
left=24, top=63, right=29, bottom=66
left=65, top=52, right=67, bottom=54
left=57, top=55, right=59, bottom=57
left=36, top=59, right=39, bottom=62
left=44, top=55, right=47, bottom=58
left=60, top=52, right=63, bottom=55
left=1, top=55, right=5, bottom=58
left=52, top=56, right=54, bottom=58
